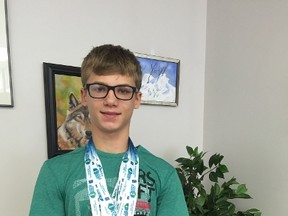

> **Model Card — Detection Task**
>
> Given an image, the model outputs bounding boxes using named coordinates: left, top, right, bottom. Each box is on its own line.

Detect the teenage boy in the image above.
left=29, top=44, right=188, bottom=216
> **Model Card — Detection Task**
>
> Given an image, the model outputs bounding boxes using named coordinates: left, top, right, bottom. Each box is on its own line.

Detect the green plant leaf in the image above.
left=248, top=208, right=262, bottom=216
left=186, top=146, right=194, bottom=156
left=212, top=183, right=221, bottom=196
left=175, top=157, right=190, bottom=164
left=223, top=177, right=238, bottom=187
left=209, top=153, right=224, bottom=168
left=195, top=195, right=205, bottom=207
left=219, top=164, right=229, bottom=173
left=235, top=184, right=248, bottom=195
left=196, top=160, right=207, bottom=175
left=209, top=172, right=218, bottom=182
left=216, top=167, right=225, bottom=179
left=237, top=208, right=262, bottom=216
left=227, top=202, right=236, bottom=214
left=234, top=193, right=252, bottom=199
left=215, top=196, right=228, bottom=204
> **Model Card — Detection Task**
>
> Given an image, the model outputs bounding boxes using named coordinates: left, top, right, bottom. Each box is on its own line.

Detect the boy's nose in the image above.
left=104, top=89, right=118, bottom=104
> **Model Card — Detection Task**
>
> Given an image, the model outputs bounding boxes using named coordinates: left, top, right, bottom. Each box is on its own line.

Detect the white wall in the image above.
left=204, top=0, right=288, bottom=215
left=0, top=0, right=207, bottom=215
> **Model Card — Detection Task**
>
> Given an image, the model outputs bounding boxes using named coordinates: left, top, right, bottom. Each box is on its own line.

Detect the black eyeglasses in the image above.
left=85, top=83, right=138, bottom=101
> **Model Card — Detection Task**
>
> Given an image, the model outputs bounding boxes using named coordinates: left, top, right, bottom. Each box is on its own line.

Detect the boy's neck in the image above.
left=91, top=130, right=129, bottom=154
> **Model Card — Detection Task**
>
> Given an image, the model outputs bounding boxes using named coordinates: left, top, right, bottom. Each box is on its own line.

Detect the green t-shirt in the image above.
left=29, top=145, right=188, bottom=216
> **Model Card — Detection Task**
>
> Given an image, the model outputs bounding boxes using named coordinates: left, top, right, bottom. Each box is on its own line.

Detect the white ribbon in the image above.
left=84, top=139, right=139, bottom=216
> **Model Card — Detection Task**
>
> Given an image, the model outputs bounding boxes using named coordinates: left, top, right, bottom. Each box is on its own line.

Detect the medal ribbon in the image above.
left=84, top=139, right=139, bottom=216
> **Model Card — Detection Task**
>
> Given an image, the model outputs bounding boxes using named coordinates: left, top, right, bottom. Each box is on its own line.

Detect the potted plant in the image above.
left=176, top=146, right=261, bottom=216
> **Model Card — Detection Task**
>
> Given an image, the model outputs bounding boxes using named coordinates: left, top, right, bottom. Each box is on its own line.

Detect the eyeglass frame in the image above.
left=85, top=82, right=139, bottom=101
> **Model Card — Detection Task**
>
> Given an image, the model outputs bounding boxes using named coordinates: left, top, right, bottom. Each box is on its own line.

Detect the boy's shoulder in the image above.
left=137, top=145, right=174, bottom=170
left=44, top=147, right=85, bottom=168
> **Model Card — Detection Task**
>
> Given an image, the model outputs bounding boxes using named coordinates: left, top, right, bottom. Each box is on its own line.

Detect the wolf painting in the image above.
left=57, top=93, right=91, bottom=150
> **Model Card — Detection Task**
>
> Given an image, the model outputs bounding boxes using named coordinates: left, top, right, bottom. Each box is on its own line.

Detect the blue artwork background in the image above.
left=136, top=57, right=178, bottom=87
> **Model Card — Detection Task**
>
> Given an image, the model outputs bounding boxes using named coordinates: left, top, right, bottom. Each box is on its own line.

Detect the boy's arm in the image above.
left=29, top=161, right=65, bottom=216
left=156, top=169, right=189, bottom=216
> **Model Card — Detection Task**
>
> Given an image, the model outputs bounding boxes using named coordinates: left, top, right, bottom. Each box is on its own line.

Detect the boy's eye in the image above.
left=116, top=87, right=133, bottom=95
left=92, top=85, right=107, bottom=93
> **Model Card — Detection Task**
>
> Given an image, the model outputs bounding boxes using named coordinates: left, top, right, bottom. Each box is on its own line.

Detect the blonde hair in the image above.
left=81, top=44, right=142, bottom=90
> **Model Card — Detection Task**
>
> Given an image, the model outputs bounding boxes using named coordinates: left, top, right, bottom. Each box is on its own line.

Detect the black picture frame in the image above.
left=43, top=62, right=84, bottom=158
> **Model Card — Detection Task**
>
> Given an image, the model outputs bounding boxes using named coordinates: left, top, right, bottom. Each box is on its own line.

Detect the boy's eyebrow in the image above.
left=88, top=82, right=135, bottom=87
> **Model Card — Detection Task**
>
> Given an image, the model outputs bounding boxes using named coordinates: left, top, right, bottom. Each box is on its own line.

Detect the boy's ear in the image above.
left=134, top=91, right=142, bottom=109
left=80, top=88, right=87, bottom=106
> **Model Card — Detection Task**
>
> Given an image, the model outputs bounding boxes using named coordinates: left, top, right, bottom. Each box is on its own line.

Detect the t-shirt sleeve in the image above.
left=156, top=168, right=189, bottom=216
left=29, top=161, right=65, bottom=216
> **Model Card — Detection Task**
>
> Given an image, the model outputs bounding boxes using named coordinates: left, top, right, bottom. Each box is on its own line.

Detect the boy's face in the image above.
left=81, top=73, right=141, bottom=135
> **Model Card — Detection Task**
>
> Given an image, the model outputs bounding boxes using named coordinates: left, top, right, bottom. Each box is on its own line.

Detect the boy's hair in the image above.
left=81, top=44, right=142, bottom=90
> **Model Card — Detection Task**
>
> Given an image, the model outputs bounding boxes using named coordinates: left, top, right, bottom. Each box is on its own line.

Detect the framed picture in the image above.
left=135, top=52, right=180, bottom=106
left=43, top=63, right=90, bottom=158
left=0, top=0, right=14, bottom=107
